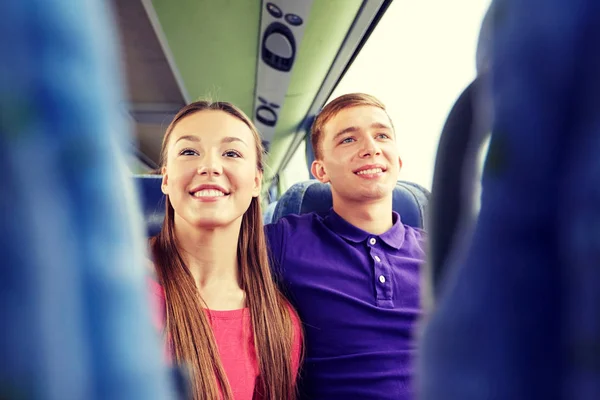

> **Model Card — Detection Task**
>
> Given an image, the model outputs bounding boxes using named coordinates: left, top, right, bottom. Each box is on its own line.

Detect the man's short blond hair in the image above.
left=310, top=93, right=392, bottom=159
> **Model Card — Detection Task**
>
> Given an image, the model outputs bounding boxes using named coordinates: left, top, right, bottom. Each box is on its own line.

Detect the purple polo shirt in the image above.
left=265, top=209, right=425, bottom=399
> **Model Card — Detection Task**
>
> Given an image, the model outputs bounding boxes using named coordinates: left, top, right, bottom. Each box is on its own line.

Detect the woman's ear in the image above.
left=161, top=166, right=168, bottom=195
left=252, top=169, right=263, bottom=198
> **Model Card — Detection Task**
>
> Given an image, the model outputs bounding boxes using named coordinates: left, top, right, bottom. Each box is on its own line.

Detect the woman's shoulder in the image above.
left=145, top=257, right=163, bottom=293
left=147, top=274, right=164, bottom=299
left=287, top=303, right=301, bottom=333
left=146, top=262, right=166, bottom=332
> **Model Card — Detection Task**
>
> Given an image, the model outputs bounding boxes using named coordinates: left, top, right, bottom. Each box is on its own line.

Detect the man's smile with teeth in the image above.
left=356, top=168, right=383, bottom=175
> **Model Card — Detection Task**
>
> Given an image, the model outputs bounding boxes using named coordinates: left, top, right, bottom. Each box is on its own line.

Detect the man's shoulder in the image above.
left=406, top=225, right=427, bottom=240
left=263, top=212, right=328, bottom=270
left=265, top=211, right=326, bottom=235
left=402, top=224, right=428, bottom=258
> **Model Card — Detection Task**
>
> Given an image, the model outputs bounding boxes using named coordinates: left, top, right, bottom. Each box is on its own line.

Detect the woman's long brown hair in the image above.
left=150, top=101, right=300, bottom=399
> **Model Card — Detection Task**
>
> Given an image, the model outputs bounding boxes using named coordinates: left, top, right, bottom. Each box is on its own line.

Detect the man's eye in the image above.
left=377, top=133, right=390, bottom=139
left=340, top=137, right=355, bottom=144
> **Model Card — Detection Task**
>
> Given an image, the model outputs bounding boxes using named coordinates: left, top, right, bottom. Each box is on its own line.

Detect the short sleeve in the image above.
left=146, top=275, right=174, bottom=364
left=147, top=275, right=166, bottom=334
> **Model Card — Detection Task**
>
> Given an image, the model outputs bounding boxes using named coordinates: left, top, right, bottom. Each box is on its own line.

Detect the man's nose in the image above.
left=358, top=137, right=382, bottom=158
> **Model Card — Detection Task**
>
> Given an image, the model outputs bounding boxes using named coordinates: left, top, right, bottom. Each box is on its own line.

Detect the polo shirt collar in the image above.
left=323, top=208, right=405, bottom=249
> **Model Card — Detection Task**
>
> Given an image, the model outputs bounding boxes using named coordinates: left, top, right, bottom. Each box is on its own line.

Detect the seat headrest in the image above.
left=271, top=180, right=430, bottom=229
left=263, top=201, right=278, bottom=225
left=134, top=175, right=165, bottom=237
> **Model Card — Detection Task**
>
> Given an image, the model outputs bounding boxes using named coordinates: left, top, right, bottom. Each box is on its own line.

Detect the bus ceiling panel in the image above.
left=253, top=0, right=315, bottom=145
left=127, top=102, right=183, bottom=125
left=111, top=0, right=187, bottom=105
left=139, top=0, right=191, bottom=103
left=268, top=0, right=390, bottom=181
left=151, top=0, right=262, bottom=116
left=135, top=123, right=166, bottom=168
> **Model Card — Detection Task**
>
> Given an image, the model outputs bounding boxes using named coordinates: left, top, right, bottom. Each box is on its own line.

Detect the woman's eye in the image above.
left=179, top=148, right=198, bottom=156
left=223, top=150, right=241, bottom=158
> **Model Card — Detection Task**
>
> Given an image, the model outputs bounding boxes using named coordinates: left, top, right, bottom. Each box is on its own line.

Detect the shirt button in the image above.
left=379, top=275, right=386, bottom=283
left=369, top=238, right=377, bottom=245
left=374, top=255, right=381, bottom=262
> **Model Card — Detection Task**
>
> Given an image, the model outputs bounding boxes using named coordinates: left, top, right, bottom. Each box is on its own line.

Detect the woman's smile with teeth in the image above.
left=356, top=168, right=383, bottom=175
left=193, top=189, right=226, bottom=197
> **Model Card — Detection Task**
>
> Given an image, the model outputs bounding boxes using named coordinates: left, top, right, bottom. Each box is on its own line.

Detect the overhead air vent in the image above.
left=266, top=2, right=283, bottom=18
left=262, top=22, right=296, bottom=72
left=253, top=0, right=314, bottom=144
left=256, top=96, right=280, bottom=127
left=285, top=13, right=303, bottom=26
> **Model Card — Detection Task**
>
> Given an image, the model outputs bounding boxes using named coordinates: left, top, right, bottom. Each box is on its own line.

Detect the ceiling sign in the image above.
left=254, top=0, right=314, bottom=149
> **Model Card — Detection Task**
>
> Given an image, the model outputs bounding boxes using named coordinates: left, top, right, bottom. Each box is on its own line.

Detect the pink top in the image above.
left=148, top=278, right=302, bottom=400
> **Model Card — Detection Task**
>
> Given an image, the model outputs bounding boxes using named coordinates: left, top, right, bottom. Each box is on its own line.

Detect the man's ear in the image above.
left=161, top=166, right=169, bottom=195
left=252, top=170, right=263, bottom=198
left=311, top=160, right=330, bottom=183
left=398, top=156, right=403, bottom=171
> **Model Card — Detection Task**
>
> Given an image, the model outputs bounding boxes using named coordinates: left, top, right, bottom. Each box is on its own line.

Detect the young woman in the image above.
left=147, top=101, right=302, bottom=400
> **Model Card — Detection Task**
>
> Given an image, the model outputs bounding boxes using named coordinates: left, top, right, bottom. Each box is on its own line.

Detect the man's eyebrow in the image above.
left=332, top=126, right=360, bottom=141
left=332, top=122, right=393, bottom=141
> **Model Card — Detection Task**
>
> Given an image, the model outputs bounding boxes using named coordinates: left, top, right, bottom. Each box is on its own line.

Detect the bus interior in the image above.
left=6, top=0, right=596, bottom=398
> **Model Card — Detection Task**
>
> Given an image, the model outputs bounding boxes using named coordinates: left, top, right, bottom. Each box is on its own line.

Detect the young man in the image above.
left=265, top=93, right=426, bottom=399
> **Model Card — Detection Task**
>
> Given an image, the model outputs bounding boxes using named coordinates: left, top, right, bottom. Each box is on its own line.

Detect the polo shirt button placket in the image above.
left=370, top=237, right=386, bottom=303
left=374, top=254, right=386, bottom=285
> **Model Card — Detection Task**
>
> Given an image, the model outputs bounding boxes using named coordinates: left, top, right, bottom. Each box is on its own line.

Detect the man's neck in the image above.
left=332, top=195, right=394, bottom=235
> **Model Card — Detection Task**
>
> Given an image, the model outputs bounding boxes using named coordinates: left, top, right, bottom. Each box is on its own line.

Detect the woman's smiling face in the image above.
left=161, top=110, right=262, bottom=230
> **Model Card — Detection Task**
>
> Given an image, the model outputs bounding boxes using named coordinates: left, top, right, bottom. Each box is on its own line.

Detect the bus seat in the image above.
left=134, top=175, right=165, bottom=237
left=0, top=0, right=174, bottom=397
left=269, top=180, right=430, bottom=229
left=419, top=1, right=600, bottom=399
left=263, top=201, right=278, bottom=225
left=133, top=175, right=283, bottom=234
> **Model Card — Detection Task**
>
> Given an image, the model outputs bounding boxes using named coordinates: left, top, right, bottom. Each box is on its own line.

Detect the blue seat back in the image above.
left=271, top=180, right=430, bottom=229
left=263, top=201, right=278, bottom=225
left=0, top=1, right=173, bottom=397
left=134, top=175, right=166, bottom=237
left=419, top=1, right=600, bottom=399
